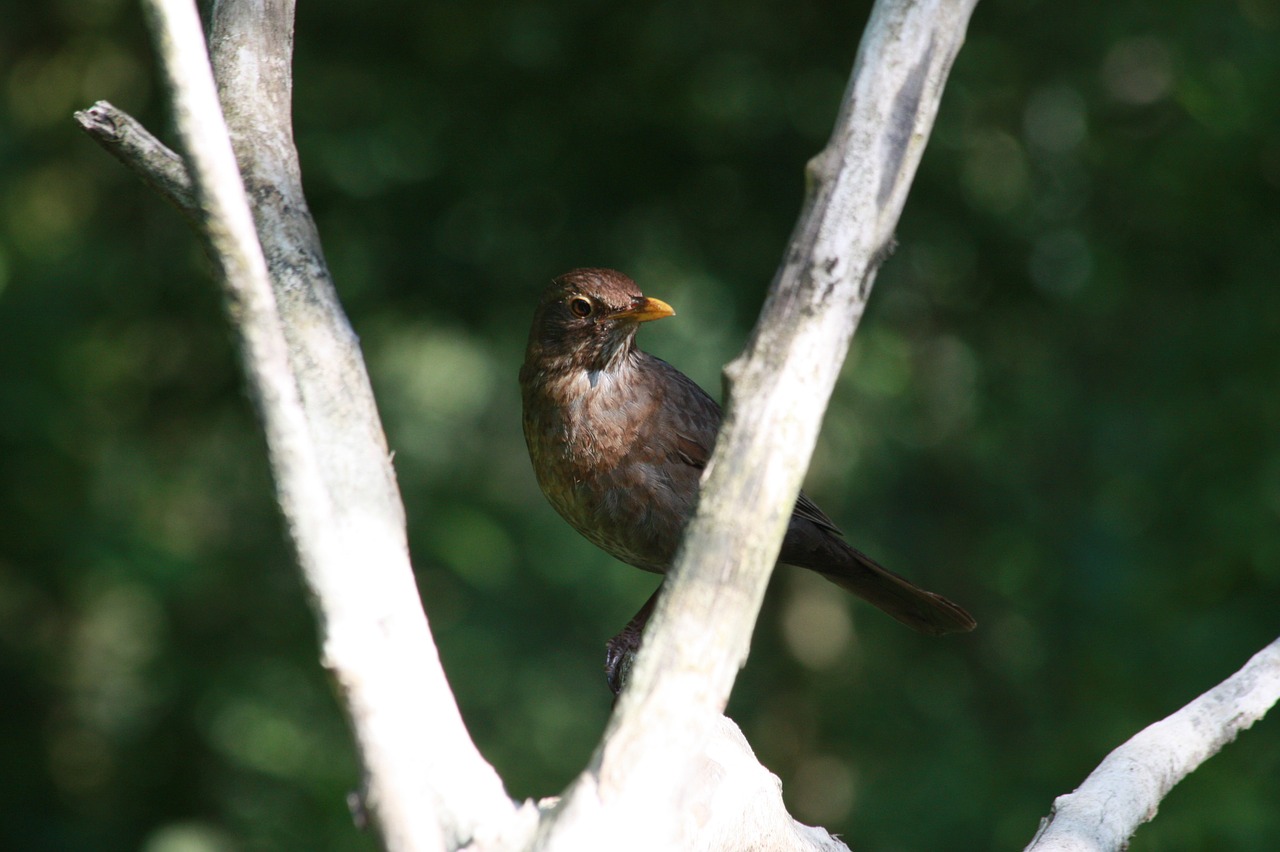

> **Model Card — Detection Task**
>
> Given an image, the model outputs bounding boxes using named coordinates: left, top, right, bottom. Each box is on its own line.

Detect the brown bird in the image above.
left=520, top=268, right=975, bottom=692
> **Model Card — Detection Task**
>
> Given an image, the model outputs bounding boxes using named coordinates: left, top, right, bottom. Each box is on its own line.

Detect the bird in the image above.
left=519, top=268, right=975, bottom=692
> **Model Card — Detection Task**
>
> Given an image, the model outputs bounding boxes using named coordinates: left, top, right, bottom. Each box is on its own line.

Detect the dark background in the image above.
left=3, top=0, right=1279, bottom=849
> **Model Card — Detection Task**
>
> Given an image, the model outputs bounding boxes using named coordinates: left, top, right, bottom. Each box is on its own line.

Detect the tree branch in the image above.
left=120, top=1, right=522, bottom=849
left=1025, top=635, right=1280, bottom=852
left=74, top=100, right=198, bottom=219
left=534, top=1, right=980, bottom=847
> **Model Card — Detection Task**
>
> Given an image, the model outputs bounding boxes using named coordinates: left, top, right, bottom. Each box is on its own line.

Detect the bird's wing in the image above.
left=674, top=432, right=708, bottom=469
left=642, top=353, right=721, bottom=472
left=641, top=353, right=846, bottom=536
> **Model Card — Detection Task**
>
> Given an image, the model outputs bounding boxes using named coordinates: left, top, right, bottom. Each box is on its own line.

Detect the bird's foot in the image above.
left=605, top=627, right=641, bottom=695
left=605, top=585, right=661, bottom=695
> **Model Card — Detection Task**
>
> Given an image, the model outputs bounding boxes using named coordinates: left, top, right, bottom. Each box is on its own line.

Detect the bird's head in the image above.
left=524, top=268, right=675, bottom=374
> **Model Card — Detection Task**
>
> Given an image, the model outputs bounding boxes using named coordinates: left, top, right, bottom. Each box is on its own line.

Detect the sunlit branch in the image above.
left=1026, top=635, right=1280, bottom=852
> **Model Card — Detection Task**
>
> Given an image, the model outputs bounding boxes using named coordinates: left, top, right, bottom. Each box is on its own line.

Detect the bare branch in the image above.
left=535, top=1, right=980, bottom=847
left=74, top=100, right=197, bottom=219
left=1026, top=635, right=1280, bottom=852
left=125, top=0, right=521, bottom=849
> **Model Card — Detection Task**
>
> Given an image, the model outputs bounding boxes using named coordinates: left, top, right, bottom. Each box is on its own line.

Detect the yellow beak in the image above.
left=622, top=296, right=675, bottom=323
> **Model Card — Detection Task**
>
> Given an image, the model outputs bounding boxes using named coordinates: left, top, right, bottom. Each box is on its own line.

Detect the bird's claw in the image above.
left=604, top=629, right=641, bottom=695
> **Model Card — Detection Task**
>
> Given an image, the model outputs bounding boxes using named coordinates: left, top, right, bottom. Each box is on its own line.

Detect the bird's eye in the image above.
left=569, top=297, right=593, bottom=318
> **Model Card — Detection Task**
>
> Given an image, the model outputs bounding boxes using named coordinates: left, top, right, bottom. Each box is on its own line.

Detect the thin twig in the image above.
left=74, top=100, right=197, bottom=219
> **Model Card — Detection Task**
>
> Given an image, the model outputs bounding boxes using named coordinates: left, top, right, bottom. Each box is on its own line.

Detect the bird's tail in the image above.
left=785, top=530, right=976, bottom=636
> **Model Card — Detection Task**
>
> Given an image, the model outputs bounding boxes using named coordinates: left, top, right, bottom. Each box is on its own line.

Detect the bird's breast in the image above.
left=522, top=367, right=689, bottom=572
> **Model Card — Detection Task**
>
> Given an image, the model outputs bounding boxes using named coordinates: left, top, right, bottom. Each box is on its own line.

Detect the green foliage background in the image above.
left=3, top=0, right=1279, bottom=849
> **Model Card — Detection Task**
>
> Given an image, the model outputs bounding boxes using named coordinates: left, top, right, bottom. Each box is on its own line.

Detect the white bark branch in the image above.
left=130, top=1, right=521, bottom=850
left=534, top=1, right=980, bottom=848
left=1026, top=635, right=1280, bottom=852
